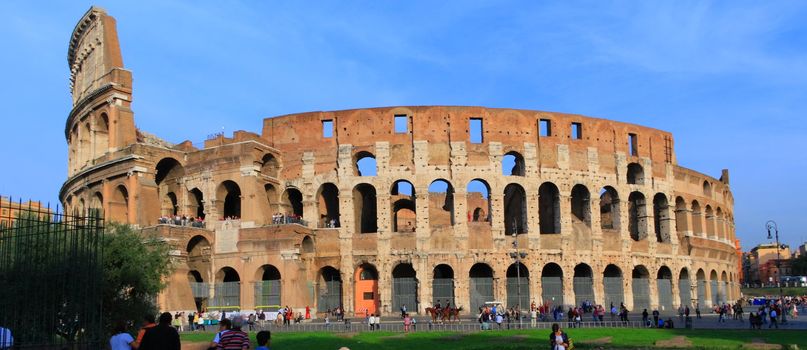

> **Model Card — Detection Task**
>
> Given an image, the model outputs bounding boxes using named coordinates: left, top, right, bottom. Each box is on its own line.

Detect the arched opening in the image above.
left=281, top=188, right=304, bottom=221
left=189, top=188, right=205, bottom=220
left=162, top=192, right=178, bottom=217
left=391, top=180, right=416, bottom=233
left=260, top=154, right=279, bottom=178
left=77, top=198, right=86, bottom=216
left=355, top=151, right=377, bottom=176
left=354, top=184, right=378, bottom=233
left=627, top=163, right=644, bottom=185
left=392, top=263, right=418, bottom=313
left=628, top=192, right=647, bottom=241
left=657, top=266, right=673, bottom=312
left=696, top=269, right=707, bottom=307
left=110, top=185, right=129, bottom=223
left=506, top=263, right=530, bottom=309
left=573, top=264, right=594, bottom=307
left=354, top=263, right=379, bottom=315
left=674, top=197, right=688, bottom=236
left=716, top=208, right=725, bottom=240
left=90, top=192, right=103, bottom=217
left=571, top=184, right=591, bottom=229
left=679, top=268, right=691, bottom=308
left=155, top=158, right=184, bottom=218
left=503, top=183, right=527, bottom=234
left=705, top=205, right=715, bottom=239
left=94, top=113, right=109, bottom=158
left=691, top=201, right=703, bottom=237
left=217, top=181, right=241, bottom=219
left=81, top=122, right=91, bottom=166
left=467, top=179, right=491, bottom=223
left=433, top=264, right=455, bottom=307
left=188, top=270, right=207, bottom=312
left=600, top=187, right=620, bottom=231
left=702, top=181, right=712, bottom=197
left=539, top=182, right=561, bottom=234
left=301, top=235, right=315, bottom=253
left=721, top=271, right=729, bottom=302
left=502, top=151, right=525, bottom=176
left=541, top=263, right=564, bottom=306
left=265, top=184, right=278, bottom=220
left=318, top=183, right=340, bottom=228
left=214, top=267, right=241, bottom=309
left=318, top=267, right=342, bottom=313
left=469, top=263, right=494, bottom=310
left=255, top=265, right=281, bottom=309
left=428, top=179, right=455, bottom=228
left=603, top=265, right=624, bottom=308
left=653, top=193, right=671, bottom=243
left=632, top=265, right=650, bottom=311
left=710, top=270, right=719, bottom=306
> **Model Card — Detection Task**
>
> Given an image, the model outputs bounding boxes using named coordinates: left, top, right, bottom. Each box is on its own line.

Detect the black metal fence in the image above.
left=0, top=198, right=104, bottom=349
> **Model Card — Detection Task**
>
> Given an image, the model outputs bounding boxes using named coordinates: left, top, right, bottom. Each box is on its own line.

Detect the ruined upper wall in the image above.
left=261, top=106, right=676, bottom=179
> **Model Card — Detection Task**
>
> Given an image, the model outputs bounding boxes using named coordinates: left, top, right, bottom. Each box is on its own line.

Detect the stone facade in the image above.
left=61, top=7, right=740, bottom=316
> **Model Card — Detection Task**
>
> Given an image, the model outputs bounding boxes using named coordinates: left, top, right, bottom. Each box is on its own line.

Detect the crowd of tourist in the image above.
left=157, top=214, right=205, bottom=228
left=271, top=212, right=304, bottom=225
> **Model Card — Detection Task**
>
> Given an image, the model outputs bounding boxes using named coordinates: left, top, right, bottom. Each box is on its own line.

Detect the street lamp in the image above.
left=510, top=220, right=527, bottom=328
left=765, top=220, right=783, bottom=297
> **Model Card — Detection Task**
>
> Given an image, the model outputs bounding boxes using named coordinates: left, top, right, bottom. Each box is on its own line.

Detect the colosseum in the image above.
left=60, top=7, right=739, bottom=317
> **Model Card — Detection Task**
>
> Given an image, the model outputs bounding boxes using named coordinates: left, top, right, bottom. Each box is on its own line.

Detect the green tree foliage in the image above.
left=102, top=223, right=173, bottom=333
left=792, top=254, right=807, bottom=276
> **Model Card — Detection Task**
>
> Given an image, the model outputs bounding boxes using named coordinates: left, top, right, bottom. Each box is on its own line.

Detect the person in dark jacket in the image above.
left=139, top=312, right=180, bottom=350
left=549, top=323, right=570, bottom=350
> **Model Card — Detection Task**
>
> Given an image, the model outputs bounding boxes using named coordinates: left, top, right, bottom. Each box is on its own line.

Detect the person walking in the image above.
left=138, top=312, right=180, bottom=350
left=217, top=316, right=250, bottom=350
left=132, top=314, right=156, bottom=349
left=549, top=323, right=570, bottom=350
left=109, top=322, right=134, bottom=350
left=769, top=308, right=779, bottom=329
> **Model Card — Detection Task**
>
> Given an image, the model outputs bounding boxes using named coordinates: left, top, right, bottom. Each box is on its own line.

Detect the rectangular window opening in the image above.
left=322, top=120, right=334, bottom=138
left=363, top=292, right=374, bottom=300
left=394, top=115, right=409, bottom=134
left=571, top=122, right=582, bottom=140
left=628, top=133, right=638, bottom=156
left=470, top=118, right=483, bottom=144
left=539, top=119, right=552, bottom=137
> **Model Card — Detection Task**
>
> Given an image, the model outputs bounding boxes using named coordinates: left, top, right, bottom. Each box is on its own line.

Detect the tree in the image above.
left=792, top=254, right=807, bottom=276
left=102, top=223, right=173, bottom=333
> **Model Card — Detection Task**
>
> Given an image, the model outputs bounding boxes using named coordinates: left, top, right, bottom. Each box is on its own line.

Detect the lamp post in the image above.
left=766, top=220, right=783, bottom=297
left=510, top=220, right=527, bottom=328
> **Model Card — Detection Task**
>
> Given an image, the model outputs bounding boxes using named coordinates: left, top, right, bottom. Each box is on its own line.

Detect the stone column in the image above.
left=563, top=271, right=575, bottom=307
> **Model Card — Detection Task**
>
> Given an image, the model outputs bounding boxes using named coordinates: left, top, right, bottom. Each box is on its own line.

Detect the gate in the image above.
left=0, top=199, right=104, bottom=349
left=212, top=282, right=241, bottom=309
left=697, top=280, right=706, bottom=307
left=255, top=280, right=281, bottom=309
left=392, top=277, right=418, bottom=313
left=718, top=282, right=726, bottom=305
left=573, top=277, right=595, bottom=307
left=678, top=279, right=691, bottom=307
left=190, top=282, right=210, bottom=298
left=632, top=278, right=650, bottom=311
left=603, top=276, right=624, bottom=308
left=657, top=279, right=673, bottom=312
left=432, top=278, right=455, bottom=306
left=710, top=280, right=719, bottom=306
left=541, top=277, right=563, bottom=306
left=506, top=276, right=530, bottom=309
left=470, top=277, right=493, bottom=310
left=318, top=279, right=342, bottom=312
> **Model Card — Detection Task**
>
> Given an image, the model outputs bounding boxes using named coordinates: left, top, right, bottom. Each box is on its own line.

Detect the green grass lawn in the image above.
left=181, top=328, right=806, bottom=349
left=741, top=286, right=807, bottom=297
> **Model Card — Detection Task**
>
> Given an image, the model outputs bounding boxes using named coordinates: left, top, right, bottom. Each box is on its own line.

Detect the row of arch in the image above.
left=68, top=112, right=109, bottom=174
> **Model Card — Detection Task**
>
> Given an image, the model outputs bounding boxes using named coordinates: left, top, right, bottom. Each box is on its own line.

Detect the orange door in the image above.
left=354, top=265, right=379, bottom=316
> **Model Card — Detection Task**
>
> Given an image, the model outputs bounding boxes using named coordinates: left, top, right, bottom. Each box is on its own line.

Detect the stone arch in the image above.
left=653, top=193, right=671, bottom=243
left=109, top=185, right=128, bottom=223
left=628, top=192, right=648, bottom=241
left=678, top=268, right=691, bottom=308
left=632, top=265, right=651, bottom=311
left=391, top=263, right=418, bottom=313
left=504, top=183, right=528, bottom=234
left=281, top=187, right=304, bottom=219
left=214, top=266, right=241, bottom=308
left=603, top=264, right=624, bottom=308
left=502, top=151, right=525, bottom=176
left=77, top=198, right=86, bottom=216
left=506, top=262, right=530, bottom=309
left=691, top=201, right=703, bottom=237
left=265, top=184, right=278, bottom=217
left=255, top=265, right=282, bottom=308
left=94, top=113, right=109, bottom=158
left=433, top=264, right=455, bottom=307
left=428, top=179, right=455, bottom=227
left=467, top=179, right=491, bottom=223
left=355, top=151, right=377, bottom=176
left=217, top=180, right=241, bottom=219
left=573, top=263, right=594, bottom=306
left=720, top=270, right=729, bottom=304
left=627, top=163, right=644, bottom=185
left=657, top=266, right=674, bottom=312
left=317, top=183, right=340, bottom=228
left=539, top=182, right=561, bottom=234
left=571, top=184, right=591, bottom=228
left=391, top=180, right=416, bottom=233
left=702, top=180, right=712, bottom=197
left=260, top=153, right=279, bottom=178
left=354, top=263, right=379, bottom=315
left=90, top=191, right=103, bottom=216
left=163, top=192, right=178, bottom=217
left=709, top=270, right=719, bottom=306
left=705, top=205, right=715, bottom=239
left=189, top=188, right=205, bottom=219
left=318, top=266, right=342, bottom=313
left=600, top=186, right=620, bottom=231
left=301, top=235, right=315, bottom=253
left=354, top=183, right=378, bottom=233
left=696, top=268, right=707, bottom=307
left=541, top=263, right=564, bottom=305
left=716, top=207, right=725, bottom=240
left=469, top=263, right=494, bottom=310
left=674, top=197, right=688, bottom=235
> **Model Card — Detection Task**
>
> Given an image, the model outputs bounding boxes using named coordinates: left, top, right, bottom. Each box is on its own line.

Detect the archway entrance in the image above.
left=506, top=263, right=530, bottom=309
left=632, top=266, right=650, bottom=312
left=255, top=265, right=281, bottom=310
left=392, top=263, right=418, bottom=313
left=657, top=266, right=673, bottom=312
left=603, top=265, right=624, bottom=308
left=469, top=263, right=494, bottom=310
left=318, top=267, right=342, bottom=313
left=679, top=269, right=691, bottom=308
left=541, top=263, right=564, bottom=306
left=354, top=264, right=379, bottom=315
left=573, top=264, right=594, bottom=306
left=432, top=264, right=455, bottom=307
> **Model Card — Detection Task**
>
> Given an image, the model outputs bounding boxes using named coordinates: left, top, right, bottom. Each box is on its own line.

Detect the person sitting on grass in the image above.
left=549, top=323, right=570, bottom=350
left=256, top=330, right=271, bottom=350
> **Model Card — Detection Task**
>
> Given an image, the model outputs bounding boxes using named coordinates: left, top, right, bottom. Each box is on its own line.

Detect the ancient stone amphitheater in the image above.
left=61, top=7, right=739, bottom=317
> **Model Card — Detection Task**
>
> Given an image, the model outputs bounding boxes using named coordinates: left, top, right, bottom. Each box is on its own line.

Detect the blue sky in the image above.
left=1, top=1, right=806, bottom=250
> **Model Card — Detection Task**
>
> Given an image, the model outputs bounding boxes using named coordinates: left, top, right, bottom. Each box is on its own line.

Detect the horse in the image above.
left=426, top=306, right=464, bottom=323
left=425, top=307, right=442, bottom=323
left=444, top=306, right=463, bottom=323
